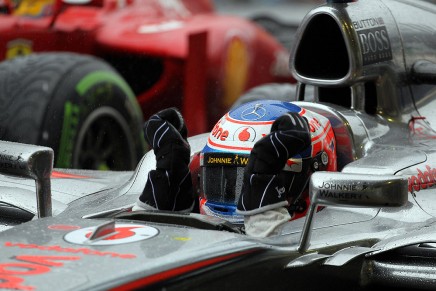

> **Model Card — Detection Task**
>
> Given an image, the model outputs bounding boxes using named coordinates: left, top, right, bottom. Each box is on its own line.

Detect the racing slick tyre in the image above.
left=0, top=52, right=145, bottom=170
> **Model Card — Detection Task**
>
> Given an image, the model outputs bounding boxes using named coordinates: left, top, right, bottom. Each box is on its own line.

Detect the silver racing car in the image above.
left=1, top=0, right=436, bottom=290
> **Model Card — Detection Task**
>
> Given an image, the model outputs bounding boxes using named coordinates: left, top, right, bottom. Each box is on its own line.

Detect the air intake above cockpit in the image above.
left=293, top=14, right=350, bottom=81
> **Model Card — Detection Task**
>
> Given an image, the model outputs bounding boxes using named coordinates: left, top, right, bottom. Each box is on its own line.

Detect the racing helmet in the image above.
left=199, top=100, right=337, bottom=224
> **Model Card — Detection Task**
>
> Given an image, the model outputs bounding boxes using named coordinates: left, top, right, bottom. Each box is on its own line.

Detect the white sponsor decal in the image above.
left=64, top=223, right=158, bottom=245
left=138, top=21, right=184, bottom=34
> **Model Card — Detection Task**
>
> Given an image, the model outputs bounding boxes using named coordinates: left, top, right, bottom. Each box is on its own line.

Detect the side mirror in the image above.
left=298, top=172, right=408, bottom=253
left=62, top=0, right=92, bottom=4
left=0, top=141, right=53, bottom=217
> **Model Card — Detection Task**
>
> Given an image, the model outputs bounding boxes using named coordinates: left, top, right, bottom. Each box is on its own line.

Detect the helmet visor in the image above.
left=200, top=152, right=249, bottom=205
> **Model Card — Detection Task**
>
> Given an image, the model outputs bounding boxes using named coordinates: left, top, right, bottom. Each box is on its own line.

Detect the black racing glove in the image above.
left=237, top=112, right=311, bottom=215
left=136, top=108, right=194, bottom=212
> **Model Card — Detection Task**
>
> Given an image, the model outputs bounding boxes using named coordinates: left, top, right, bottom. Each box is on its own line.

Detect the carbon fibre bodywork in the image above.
left=1, top=0, right=436, bottom=290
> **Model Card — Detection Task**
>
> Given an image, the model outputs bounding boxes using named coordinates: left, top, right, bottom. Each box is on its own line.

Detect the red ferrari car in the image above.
left=0, top=0, right=291, bottom=170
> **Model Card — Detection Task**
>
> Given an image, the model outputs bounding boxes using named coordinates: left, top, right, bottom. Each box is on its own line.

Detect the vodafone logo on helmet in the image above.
left=235, top=127, right=256, bottom=142
left=64, top=223, right=158, bottom=245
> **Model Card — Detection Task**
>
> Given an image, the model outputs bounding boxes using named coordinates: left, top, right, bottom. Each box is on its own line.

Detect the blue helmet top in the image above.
left=202, top=100, right=304, bottom=155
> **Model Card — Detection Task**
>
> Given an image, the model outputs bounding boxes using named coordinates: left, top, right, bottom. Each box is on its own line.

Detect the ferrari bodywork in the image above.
left=1, top=0, right=436, bottom=290
left=0, top=0, right=291, bottom=134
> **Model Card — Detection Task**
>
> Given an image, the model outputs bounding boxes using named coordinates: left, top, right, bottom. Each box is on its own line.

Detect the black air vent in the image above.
left=294, top=14, right=349, bottom=80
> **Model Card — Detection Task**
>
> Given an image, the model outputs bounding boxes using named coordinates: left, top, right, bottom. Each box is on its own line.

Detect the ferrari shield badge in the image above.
left=6, top=39, right=33, bottom=60
left=64, top=223, right=158, bottom=245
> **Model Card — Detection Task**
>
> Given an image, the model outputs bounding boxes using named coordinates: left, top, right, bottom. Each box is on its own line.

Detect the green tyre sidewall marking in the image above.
left=57, top=101, right=80, bottom=168
left=56, top=70, right=145, bottom=169
left=76, top=71, right=142, bottom=118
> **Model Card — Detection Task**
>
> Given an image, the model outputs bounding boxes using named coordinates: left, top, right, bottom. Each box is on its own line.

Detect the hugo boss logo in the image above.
left=353, top=17, right=392, bottom=65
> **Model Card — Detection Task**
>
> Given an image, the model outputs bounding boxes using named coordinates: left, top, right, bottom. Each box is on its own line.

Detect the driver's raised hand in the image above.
left=134, top=108, right=194, bottom=212
left=237, top=112, right=311, bottom=215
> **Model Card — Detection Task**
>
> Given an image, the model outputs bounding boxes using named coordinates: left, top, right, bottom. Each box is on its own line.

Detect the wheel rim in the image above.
left=73, top=107, right=137, bottom=170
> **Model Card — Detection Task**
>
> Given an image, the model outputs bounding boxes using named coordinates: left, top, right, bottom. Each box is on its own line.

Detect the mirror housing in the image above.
left=0, top=141, right=53, bottom=218
left=298, top=172, right=408, bottom=253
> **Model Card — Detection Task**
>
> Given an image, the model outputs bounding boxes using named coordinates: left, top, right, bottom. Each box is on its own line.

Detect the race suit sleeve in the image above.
left=133, top=108, right=194, bottom=212
left=237, top=112, right=311, bottom=236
